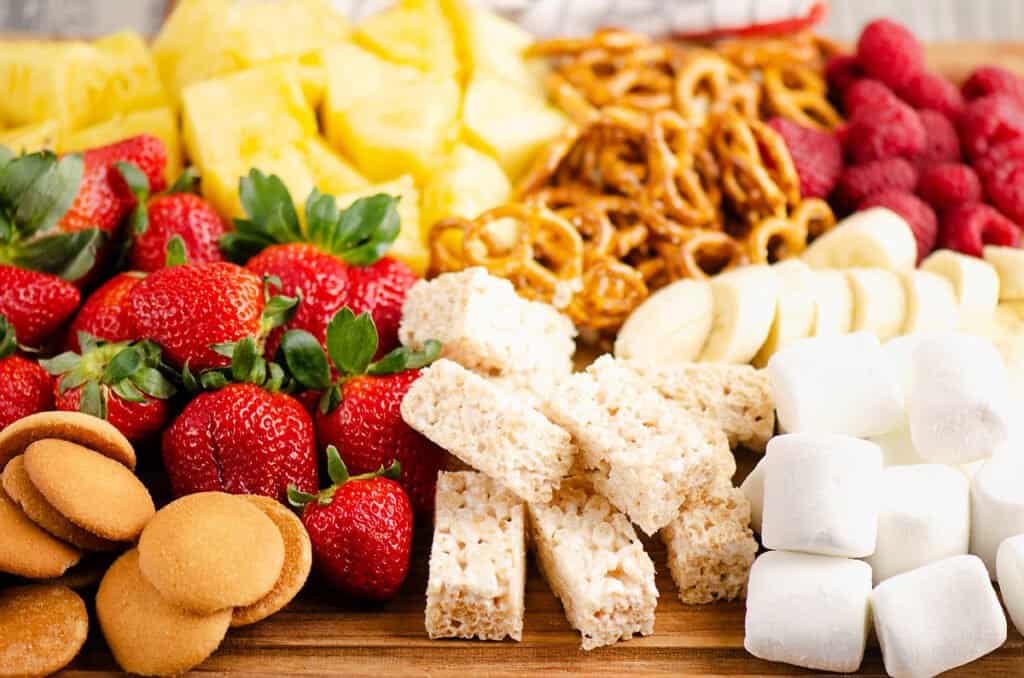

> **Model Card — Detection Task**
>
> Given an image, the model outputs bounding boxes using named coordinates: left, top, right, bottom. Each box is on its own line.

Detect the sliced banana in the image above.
left=614, top=278, right=714, bottom=365
left=810, top=269, right=854, bottom=336
left=846, top=268, right=907, bottom=340
left=983, top=245, right=1024, bottom=300
left=901, top=270, right=958, bottom=333
left=803, top=207, right=917, bottom=271
left=752, top=259, right=817, bottom=367
left=921, top=248, right=999, bottom=328
left=699, top=265, right=779, bottom=364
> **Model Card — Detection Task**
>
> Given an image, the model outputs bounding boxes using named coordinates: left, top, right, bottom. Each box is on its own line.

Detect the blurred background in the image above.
left=4, top=0, right=1024, bottom=41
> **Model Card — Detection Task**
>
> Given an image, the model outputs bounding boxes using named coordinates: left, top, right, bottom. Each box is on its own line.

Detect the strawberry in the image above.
left=40, top=336, right=175, bottom=443
left=225, top=170, right=417, bottom=358
left=162, top=382, right=318, bottom=502
left=0, top=316, right=53, bottom=430
left=66, top=272, right=144, bottom=351
left=282, top=308, right=444, bottom=516
left=0, top=265, right=80, bottom=349
left=289, top=447, right=413, bottom=600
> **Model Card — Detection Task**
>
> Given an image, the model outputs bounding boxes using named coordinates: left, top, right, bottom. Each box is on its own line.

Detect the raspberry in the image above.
left=985, top=161, right=1024, bottom=225
left=826, top=55, right=864, bottom=96
left=916, top=163, right=982, bottom=211
left=896, top=71, right=963, bottom=120
left=857, top=190, right=937, bottom=263
left=962, top=65, right=1024, bottom=106
left=834, top=157, right=918, bottom=210
left=939, top=203, right=1021, bottom=257
left=767, top=117, right=842, bottom=199
left=958, top=94, right=1024, bottom=159
left=856, top=19, right=925, bottom=90
left=975, top=138, right=1024, bottom=183
left=917, top=110, right=961, bottom=165
left=844, top=98, right=925, bottom=163
left=843, top=79, right=897, bottom=117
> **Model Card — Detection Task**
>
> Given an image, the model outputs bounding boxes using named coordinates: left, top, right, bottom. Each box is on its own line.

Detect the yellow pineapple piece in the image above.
left=338, top=176, right=427, bottom=274
left=354, top=0, right=459, bottom=76
left=322, top=44, right=459, bottom=182
left=92, top=31, right=168, bottom=119
left=61, top=108, right=182, bottom=184
left=442, top=0, right=545, bottom=93
left=297, top=137, right=369, bottom=196
left=0, top=120, right=59, bottom=153
left=462, top=73, right=567, bottom=181
left=421, top=144, right=510, bottom=231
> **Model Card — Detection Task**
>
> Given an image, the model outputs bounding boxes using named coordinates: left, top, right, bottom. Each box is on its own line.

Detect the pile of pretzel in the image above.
left=429, top=29, right=842, bottom=335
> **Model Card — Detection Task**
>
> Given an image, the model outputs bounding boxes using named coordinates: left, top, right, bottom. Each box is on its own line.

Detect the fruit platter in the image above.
left=5, top=1, right=1024, bottom=676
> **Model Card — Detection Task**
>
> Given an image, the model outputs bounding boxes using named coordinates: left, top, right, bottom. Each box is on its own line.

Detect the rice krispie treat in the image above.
left=528, top=479, right=658, bottom=650
left=542, top=356, right=718, bottom=535
left=628, top=362, right=775, bottom=452
left=426, top=472, right=526, bottom=641
left=401, top=359, right=576, bottom=504
left=660, top=479, right=758, bottom=605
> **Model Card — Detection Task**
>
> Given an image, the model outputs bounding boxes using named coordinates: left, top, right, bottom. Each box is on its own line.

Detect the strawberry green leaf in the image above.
left=334, top=194, right=400, bottom=267
left=39, top=351, right=81, bottom=376
left=200, top=370, right=228, bottom=390
left=0, top=315, right=16, bottom=359
left=319, top=384, right=341, bottom=415
left=210, top=342, right=238, bottom=358
left=325, top=308, right=378, bottom=376
left=265, top=362, right=286, bottom=393
left=287, top=485, right=317, bottom=509
left=380, top=460, right=402, bottom=481
left=130, top=367, right=176, bottom=399
left=77, top=332, right=100, bottom=355
left=102, top=346, right=143, bottom=383
left=248, top=358, right=267, bottom=386
left=165, top=235, right=188, bottom=267
left=166, top=167, right=199, bottom=195
left=8, top=229, right=101, bottom=282
left=239, top=169, right=301, bottom=243
left=0, top=146, right=13, bottom=166
left=0, top=152, right=56, bottom=227
left=326, top=445, right=349, bottom=486
left=305, top=189, right=341, bottom=251
left=112, top=379, right=147, bottom=404
left=182, top=362, right=199, bottom=392
left=14, top=154, right=83, bottom=237
left=279, top=330, right=331, bottom=390
left=79, top=380, right=108, bottom=419
left=114, top=162, right=150, bottom=198
left=367, top=339, right=441, bottom=376
left=262, top=274, right=283, bottom=295
left=58, top=371, right=89, bottom=395
left=230, top=336, right=258, bottom=383
left=260, top=294, right=299, bottom=332
left=220, top=229, right=275, bottom=264
left=0, top=213, right=11, bottom=243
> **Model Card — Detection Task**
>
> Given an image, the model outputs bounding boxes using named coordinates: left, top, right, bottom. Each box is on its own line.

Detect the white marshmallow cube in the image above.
left=767, top=332, right=903, bottom=437
left=871, top=555, right=1006, bottom=678
left=997, top=534, right=1024, bottom=636
left=882, top=333, right=928, bottom=407
left=739, top=457, right=765, bottom=534
left=971, top=455, right=1024, bottom=578
left=745, top=551, right=871, bottom=673
left=762, top=433, right=883, bottom=557
left=869, top=426, right=924, bottom=466
left=865, top=465, right=969, bottom=584
left=909, top=333, right=1011, bottom=464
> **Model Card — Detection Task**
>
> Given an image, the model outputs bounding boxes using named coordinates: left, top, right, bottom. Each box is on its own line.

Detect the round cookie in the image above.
left=0, top=488, right=81, bottom=578
left=138, top=492, right=285, bottom=614
left=232, top=494, right=313, bottom=627
left=0, top=411, right=135, bottom=471
left=46, top=553, right=116, bottom=590
left=2, top=455, right=119, bottom=552
left=24, top=439, right=154, bottom=542
left=97, top=549, right=230, bottom=677
left=0, top=584, right=88, bottom=677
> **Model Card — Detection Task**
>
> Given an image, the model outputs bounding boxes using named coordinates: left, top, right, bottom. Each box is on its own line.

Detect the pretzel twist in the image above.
left=763, top=65, right=842, bottom=131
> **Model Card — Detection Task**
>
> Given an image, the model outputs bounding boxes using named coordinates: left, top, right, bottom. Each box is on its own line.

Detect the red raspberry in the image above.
left=844, top=99, right=925, bottom=163
left=939, top=202, right=1021, bottom=257
left=843, top=79, right=897, bottom=117
left=962, top=66, right=1024, bottom=106
left=834, top=158, right=918, bottom=210
left=975, top=139, right=1024, bottom=183
left=856, top=19, right=925, bottom=90
left=958, top=94, right=1024, bottom=159
left=857, top=190, right=938, bottom=263
left=916, top=163, right=982, bottom=211
left=917, top=110, right=961, bottom=165
left=985, top=162, right=1024, bottom=225
left=767, top=117, right=843, bottom=199
left=826, top=55, right=864, bottom=96
left=896, top=71, right=963, bottom=120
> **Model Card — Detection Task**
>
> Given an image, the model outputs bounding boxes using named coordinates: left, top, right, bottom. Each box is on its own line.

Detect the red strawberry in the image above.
left=0, top=266, right=80, bottom=349
left=66, top=272, right=144, bottom=351
left=290, top=447, right=413, bottom=600
left=282, top=308, right=444, bottom=516
left=345, top=258, right=419, bottom=356
left=939, top=203, right=1021, bottom=257
left=0, top=317, right=53, bottom=430
left=41, top=337, right=174, bottom=443
left=130, top=192, right=228, bottom=273
left=162, top=383, right=318, bottom=502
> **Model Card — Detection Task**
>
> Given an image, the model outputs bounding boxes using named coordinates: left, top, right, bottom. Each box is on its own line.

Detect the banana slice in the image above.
left=803, top=207, right=917, bottom=271
left=752, top=259, right=817, bottom=367
left=921, top=249, right=999, bottom=328
left=983, top=245, right=1024, bottom=300
left=699, top=265, right=779, bottom=364
left=901, top=270, right=958, bottom=333
left=615, top=279, right=714, bottom=365
left=810, top=269, right=854, bottom=336
left=846, top=268, right=907, bottom=340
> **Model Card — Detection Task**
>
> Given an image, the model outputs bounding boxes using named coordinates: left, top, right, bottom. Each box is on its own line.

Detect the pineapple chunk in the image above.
left=0, top=120, right=59, bottom=153
left=354, top=0, right=459, bottom=76
left=462, top=73, right=567, bottom=181
left=421, top=144, right=510, bottom=231
left=61, top=108, right=182, bottom=184
left=337, top=176, right=427, bottom=275
left=442, top=0, right=545, bottom=93
left=93, top=32, right=168, bottom=119
left=297, top=137, right=369, bottom=196
left=322, top=44, right=459, bottom=182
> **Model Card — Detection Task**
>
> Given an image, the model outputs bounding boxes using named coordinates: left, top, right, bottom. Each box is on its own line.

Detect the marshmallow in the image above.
left=909, top=333, right=1011, bottom=464
left=997, top=534, right=1024, bottom=636
left=882, top=333, right=926, bottom=407
left=739, top=458, right=764, bottom=534
left=869, top=426, right=924, bottom=466
left=871, top=555, right=1006, bottom=678
left=744, top=551, right=871, bottom=673
left=762, top=433, right=883, bottom=557
left=865, top=465, right=969, bottom=584
left=970, top=454, right=1024, bottom=578
left=767, top=332, right=903, bottom=437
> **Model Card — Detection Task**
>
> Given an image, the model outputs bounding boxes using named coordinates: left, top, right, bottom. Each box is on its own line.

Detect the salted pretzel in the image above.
left=659, top=230, right=749, bottom=279
left=566, top=257, right=649, bottom=330
left=746, top=215, right=808, bottom=264
left=674, top=51, right=760, bottom=124
left=791, top=197, right=837, bottom=242
left=716, top=32, right=830, bottom=70
left=526, top=28, right=651, bottom=58
left=762, top=65, right=842, bottom=131
left=644, top=110, right=718, bottom=230
left=712, top=112, right=800, bottom=221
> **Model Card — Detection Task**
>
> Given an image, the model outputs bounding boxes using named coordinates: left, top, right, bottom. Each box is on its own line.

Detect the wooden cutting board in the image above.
left=62, top=42, right=1024, bottom=676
